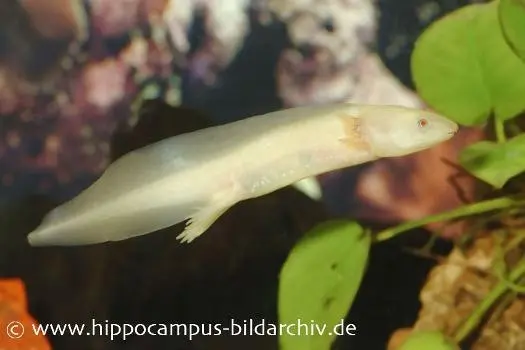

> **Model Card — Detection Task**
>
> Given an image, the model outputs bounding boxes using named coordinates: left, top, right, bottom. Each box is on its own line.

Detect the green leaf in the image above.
left=500, top=0, right=525, bottom=62
left=398, top=331, right=459, bottom=350
left=411, top=2, right=525, bottom=125
left=278, top=220, right=370, bottom=350
left=459, top=134, right=525, bottom=188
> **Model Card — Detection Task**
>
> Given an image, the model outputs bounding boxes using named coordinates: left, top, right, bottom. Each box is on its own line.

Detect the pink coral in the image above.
left=0, top=1, right=176, bottom=198
left=81, top=59, right=129, bottom=113
left=90, top=0, right=142, bottom=37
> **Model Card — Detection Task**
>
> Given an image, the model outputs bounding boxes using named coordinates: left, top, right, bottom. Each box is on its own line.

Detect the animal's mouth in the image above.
left=449, top=125, right=459, bottom=135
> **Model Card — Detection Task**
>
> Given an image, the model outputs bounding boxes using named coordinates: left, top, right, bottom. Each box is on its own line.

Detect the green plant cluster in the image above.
left=277, top=1, right=525, bottom=349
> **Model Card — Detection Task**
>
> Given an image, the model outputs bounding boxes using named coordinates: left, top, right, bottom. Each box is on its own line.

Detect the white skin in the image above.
left=26, top=103, right=457, bottom=246
left=357, top=105, right=459, bottom=157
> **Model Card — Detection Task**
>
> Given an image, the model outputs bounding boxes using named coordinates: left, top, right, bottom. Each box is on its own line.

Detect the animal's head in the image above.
left=358, top=105, right=459, bottom=157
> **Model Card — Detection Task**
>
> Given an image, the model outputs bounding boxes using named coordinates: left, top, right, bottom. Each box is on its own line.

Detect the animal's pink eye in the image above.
left=418, top=118, right=429, bottom=128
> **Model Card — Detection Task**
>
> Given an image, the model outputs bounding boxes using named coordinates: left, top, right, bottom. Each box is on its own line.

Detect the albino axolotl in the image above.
left=27, top=103, right=458, bottom=246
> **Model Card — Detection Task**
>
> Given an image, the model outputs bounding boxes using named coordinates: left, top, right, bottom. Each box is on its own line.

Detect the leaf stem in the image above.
left=452, top=257, right=525, bottom=343
left=374, top=197, right=524, bottom=242
left=494, top=117, right=506, bottom=143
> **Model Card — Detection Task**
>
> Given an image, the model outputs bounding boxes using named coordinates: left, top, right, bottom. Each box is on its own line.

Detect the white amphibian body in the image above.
left=27, top=104, right=458, bottom=246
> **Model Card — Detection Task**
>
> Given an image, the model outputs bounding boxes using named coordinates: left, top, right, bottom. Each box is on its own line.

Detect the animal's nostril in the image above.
left=296, top=44, right=316, bottom=58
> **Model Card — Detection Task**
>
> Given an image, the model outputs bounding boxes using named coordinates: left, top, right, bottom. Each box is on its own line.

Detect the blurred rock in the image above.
left=0, top=17, right=175, bottom=201
left=404, top=234, right=525, bottom=350
left=20, top=0, right=88, bottom=41
left=168, top=0, right=252, bottom=86
left=0, top=0, right=77, bottom=81
left=270, top=0, right=377, bottom=106
left=90, top=0, right=143, bottom=37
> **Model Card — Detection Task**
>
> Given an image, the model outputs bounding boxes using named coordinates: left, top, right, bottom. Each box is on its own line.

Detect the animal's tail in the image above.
left=26, top=197, right=199, bottom=246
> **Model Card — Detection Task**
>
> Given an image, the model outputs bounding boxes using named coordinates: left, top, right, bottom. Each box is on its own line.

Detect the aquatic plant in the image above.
left=277, top=1, right=525, bottom=349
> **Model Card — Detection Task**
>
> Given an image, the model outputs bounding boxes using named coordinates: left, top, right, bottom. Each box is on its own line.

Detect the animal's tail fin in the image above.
left=26, top=197, right=199, bottom=246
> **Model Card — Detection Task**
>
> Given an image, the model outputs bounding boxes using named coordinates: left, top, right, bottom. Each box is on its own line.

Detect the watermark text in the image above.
left=4, top=319, right=358, bottom=341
